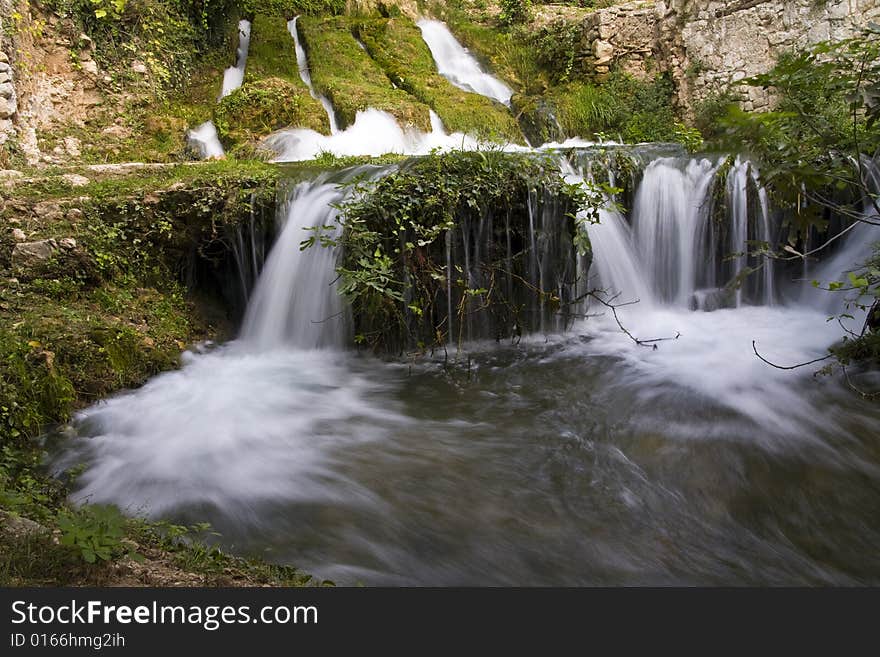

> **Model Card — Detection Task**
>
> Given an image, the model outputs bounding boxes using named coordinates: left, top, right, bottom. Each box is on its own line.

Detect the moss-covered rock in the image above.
left=216, top=78, right=330, bottom=148
left=297, top=15, right=432, bottom=131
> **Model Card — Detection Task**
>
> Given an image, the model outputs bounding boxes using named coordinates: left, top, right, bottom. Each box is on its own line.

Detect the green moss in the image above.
left=245, top=15, right=302, bottom=85
left=236, top=0, right=345, bottom=17
left=353, top=17, right=523, bottom=143
left=216, top=78, right=330, bottom=149
left=297, top=16, right=432, bottom=131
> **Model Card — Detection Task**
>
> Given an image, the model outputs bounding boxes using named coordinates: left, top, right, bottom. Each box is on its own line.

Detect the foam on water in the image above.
left=264, top=108, right=481, bottom=162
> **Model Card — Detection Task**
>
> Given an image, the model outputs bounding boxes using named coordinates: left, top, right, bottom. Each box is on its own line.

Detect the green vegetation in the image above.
left=216, top=79, right=329, bottom=150
left=297, top=16, right=432, bottom=130
left=353, top=16, right=523, bottom=142
left=499, top=0, right=532, bottom=26
left=550, top=73, right=681, bottom=142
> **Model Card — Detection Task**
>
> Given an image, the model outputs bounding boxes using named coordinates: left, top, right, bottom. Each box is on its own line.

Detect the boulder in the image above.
left=62, top=173, right=90, bottom=187
left=592, top=39, right=614, bottom=65
left=11, top=239, right=59, bottom=269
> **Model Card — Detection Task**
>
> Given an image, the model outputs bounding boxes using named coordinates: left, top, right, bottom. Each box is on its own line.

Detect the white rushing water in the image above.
left=187, top=19, right=252, bottom=159
left=289, top=16, right=340, bottom=134
left=417, top=19, right=513, bottom=105
left=220, top=19, right=252, bottom=98
left=264, top=108, right=481, bottom=162
left=186, top=121, right=225, bottom=160
left=241, top=176, right=350, bottom=350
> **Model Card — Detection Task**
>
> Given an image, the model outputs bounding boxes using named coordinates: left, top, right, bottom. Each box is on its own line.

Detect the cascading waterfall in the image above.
left=51, top=147, right=880, bottom=586
left=289, top=16, right=339, bottom=134
left=263, top=108, right=481, bottom=162
left=631, top=158, right=719, bottom=307
left=417, top=19, right=513, bottom=105
left=221, top=19, right=252, bottom=98
left=187, top=19, right=252, bottom=159
left=571, top=154, right=781, bottom=311
left=240, top=175, right=352, bottom=350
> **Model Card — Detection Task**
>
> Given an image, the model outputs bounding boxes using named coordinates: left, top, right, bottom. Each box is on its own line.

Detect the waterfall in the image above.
left=229, top=194, right=267, bottom=306
left=241, top=175, right=353, bottom=350
left=631, top=157, right=719, bottom=306
left=187, top=19, right=252, bottom=159
left=186, top=121, right=225, bottom=160
left=221, top=19, right=252, bottom=98
left=417, top=19, right=513, bottom=106
left=289, top=16, right=339, bottom=134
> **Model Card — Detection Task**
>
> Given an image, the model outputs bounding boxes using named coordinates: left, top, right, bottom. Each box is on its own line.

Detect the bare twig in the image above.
left=752, top=340, right=835, bottom=370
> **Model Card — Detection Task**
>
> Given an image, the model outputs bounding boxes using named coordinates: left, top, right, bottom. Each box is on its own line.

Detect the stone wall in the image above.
left=666, top=0, right=880, bottom=113
left=574, top=0, right=880, bottom=114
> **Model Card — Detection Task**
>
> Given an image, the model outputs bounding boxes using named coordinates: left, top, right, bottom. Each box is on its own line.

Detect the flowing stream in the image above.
left=50, top=151, right=880, bottom=585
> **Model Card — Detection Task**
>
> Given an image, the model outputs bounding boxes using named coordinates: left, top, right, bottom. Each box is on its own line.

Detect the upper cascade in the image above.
left=221, top=19, right=252, bottom=98
left=289, top=16, right=339, bottom=134
left=417, top=19, right=513, bottom=106
left=188, top=19, right=252, bottom=159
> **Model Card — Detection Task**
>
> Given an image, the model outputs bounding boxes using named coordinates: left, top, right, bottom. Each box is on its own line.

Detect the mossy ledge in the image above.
left=297, top=15, right=432, bottom=131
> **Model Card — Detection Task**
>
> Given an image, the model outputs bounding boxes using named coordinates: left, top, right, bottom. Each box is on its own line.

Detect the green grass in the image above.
left=548, top=74, right=679, bottom=142
left=353, top=17, right=523, bottom=143
left=297, top=15, right=432, bottom=131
